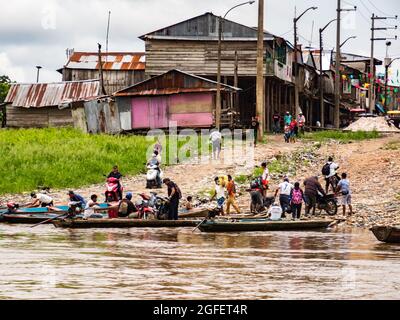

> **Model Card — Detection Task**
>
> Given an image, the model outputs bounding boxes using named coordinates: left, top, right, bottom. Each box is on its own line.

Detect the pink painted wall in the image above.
left=131, top=93, right=214, bottom=129
left=149, top=96, right=168, bottom=128
left=169, top=93, right=213, bottom=106
left=131, top=96, right=168, bottom=129
left=169, top=113, right=213, bottom=127
left=131, top=97, right=149, bottom=129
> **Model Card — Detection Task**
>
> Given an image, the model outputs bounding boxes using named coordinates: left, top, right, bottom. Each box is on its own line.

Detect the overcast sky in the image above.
left=1, top=0, right=399, bottom=83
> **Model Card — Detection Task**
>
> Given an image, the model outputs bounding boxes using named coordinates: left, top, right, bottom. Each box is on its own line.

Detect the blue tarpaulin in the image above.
left=375, top=103, right=386, bottom=114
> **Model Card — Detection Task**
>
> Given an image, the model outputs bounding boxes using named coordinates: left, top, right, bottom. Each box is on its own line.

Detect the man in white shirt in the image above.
left=323, top=157, right=340, bottom=193
left=274, top=177, right=294, bottom=217
left=210, top=129, right=222, bottom=160
left=28, top=192, right=54, bottom=208
left=84, top=194, right=101, bottom=219
left=210, top=177, right=226, bottom=215
left=268, top=203, right=283, bottom=221
left=260, top=162, right=269, bottom=198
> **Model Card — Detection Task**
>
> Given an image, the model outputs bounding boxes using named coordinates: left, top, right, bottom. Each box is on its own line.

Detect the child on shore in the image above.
left=290, top=182, right=305, bottom=220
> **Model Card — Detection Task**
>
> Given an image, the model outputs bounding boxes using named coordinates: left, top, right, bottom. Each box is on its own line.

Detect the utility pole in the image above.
left=106, top=11, right=111, bottom=57
left=293, top=6, right=318, bottom=118
left=256, top=0, right=265, bottom=140
left=215, top=1, right=255, bottom=130
left=334, top=1, right=357, bottom=128
left=234, top=50, right=239, bottom=111
left=216, top=17, right=222, bottom=130
left=36, top=66, right=42, bottom=83
left=334, top=0, right=342, bottom=129
left=98, top=43, right=107, bottom=96
left=369, top=14, right=398, bottom=114
left=319, top=19, right=336, bottom=128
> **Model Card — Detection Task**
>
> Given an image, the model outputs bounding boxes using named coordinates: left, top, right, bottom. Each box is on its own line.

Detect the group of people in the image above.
left=271, top=156, right=353, bottom=220
left=282, top=111, right=306, bottom=143
left=210, top=175, right=241, bottom=216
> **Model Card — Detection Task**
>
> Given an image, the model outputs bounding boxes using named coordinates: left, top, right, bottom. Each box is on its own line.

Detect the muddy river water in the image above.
left=0, top=224, right=399, bottom=300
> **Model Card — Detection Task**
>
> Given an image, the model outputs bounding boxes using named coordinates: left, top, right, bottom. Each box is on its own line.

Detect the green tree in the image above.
left=0, top=75, right=11, bottom=127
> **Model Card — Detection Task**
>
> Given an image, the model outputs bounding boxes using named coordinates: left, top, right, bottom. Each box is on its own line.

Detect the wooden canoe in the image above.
left=370, top=226, right=400, bottom=243
left=0, top=203, right=110, bottom=215
left=198, top=219, right=334, bottom=233
left=0, top=214, right=61, bottom=225
left=178, top=208, right=209, bottom=218
left=53, top=218, right=201, bottom=229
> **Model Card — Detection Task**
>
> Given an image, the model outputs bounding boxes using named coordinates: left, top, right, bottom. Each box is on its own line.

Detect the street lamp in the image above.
left=384, top=57, right=400, bottom=110
left=340, top=35, right=357, bottom=48
left=216, top=1, right=255, bottom=129
left=319, top=18, right=337, bottom=127
left=294, top=6, right=318, bottom=118
left=36, top=66, right=42, bottom=83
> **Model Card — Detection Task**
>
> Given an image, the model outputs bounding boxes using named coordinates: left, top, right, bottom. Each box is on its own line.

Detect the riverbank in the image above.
left=1, top=131, right=399, bottom=229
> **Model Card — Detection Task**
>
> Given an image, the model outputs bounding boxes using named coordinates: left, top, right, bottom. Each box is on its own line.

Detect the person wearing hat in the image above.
left=118, top=192, right=137, bottom=218
left=284, top=111, right=292, bottom=126
left=297, top=112, right=306, bottom=135
left=27, top=192, right=54, bottom=208
left=68, top=191, right=86, bottom=207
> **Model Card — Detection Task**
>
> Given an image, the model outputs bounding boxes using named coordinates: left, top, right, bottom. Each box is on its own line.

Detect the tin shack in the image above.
left=115, top=69, right=240, bottom=130
left=4, top=80, right=100, bottom=128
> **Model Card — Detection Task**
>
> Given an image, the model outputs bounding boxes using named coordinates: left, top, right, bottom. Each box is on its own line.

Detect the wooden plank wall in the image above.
left=145, top=40, right=268, bottom=77
left=6, top=106, right=73, bottom=128
left=67, top=70, right=146, bottom=95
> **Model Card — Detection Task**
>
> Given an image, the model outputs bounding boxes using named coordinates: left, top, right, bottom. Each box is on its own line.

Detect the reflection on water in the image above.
left=0, top=224, right=399, bottom=300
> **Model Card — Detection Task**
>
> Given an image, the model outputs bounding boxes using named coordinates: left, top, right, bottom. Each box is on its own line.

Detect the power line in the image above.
left=366, top=0, right=392, bottom=17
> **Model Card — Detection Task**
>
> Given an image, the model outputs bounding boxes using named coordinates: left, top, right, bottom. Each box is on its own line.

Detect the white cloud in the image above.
left=0, top=0, right=399, bottom=83
left=0, top=52, right=26, bottom=82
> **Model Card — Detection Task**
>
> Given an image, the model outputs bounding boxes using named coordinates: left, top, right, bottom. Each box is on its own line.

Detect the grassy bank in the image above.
left=302, top=130, right=380, bottom=142
left=0, top=128, right=209, bottom=195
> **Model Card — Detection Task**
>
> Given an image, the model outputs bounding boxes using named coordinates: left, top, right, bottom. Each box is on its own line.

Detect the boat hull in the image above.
left=53, top=218, right=201, bottom=229
left=370, top=226, right=400, bottom=243
left=178, top=208, right=209, bottom=219
left=198, top=219, right=333, bottom=233
left=0, top=214, right=59, bottom=224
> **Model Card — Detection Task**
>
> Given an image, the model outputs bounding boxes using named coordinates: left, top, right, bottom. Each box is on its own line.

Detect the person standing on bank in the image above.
left=163, top=178, right=181, bottom=220
left=336, top=173, right=353, bottom=216
left=284, top=111, right=292, bottom=126
left=210, top=128, right=222, bottom=160
left=272, top=113, right=281, bottom=134
left=274, top=177, right=294, bottom=218
left=290, top=182, right=305, bottom=220
left=226, top=175, right=241, bottom=215
left=251, top=116, right=260, bottom=146
left=304, top=176, right=326, bottom=217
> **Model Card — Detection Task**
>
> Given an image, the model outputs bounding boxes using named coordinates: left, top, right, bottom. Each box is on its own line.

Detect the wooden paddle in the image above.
left=192, top=218, right=208, bottom=232
left=30, top=213, right=68, bottom=228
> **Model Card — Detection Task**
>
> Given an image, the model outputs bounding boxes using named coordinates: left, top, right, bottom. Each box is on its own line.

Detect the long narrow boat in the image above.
left=370, top=226, right=400, bottom=243
left=178, top=208, right=209, bottom=219
left=0, top=203, right=110, bottom=215
left=53, top=218, right=201, bottom=229
left=0, top=214, right=60, bottom=225
left=198, top=219, right=334, bottom=233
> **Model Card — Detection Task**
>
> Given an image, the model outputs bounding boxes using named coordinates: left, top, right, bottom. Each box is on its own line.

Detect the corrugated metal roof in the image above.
left=140, top=12, right=275, bottom=41
left=64, top=52, right=146, bottom=71
left=115, top=69, right=241, bottom=97
left=5, top=80, right=101, bottom=108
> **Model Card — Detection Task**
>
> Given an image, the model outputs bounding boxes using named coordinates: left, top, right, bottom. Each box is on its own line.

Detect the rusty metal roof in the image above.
left=140, top=12, right=274, bottom=41
left=64, top=52, right=146, bottom=71
left=5, top=80, right=101, bottom=108
left=115, top=69, right=241, bottom=97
